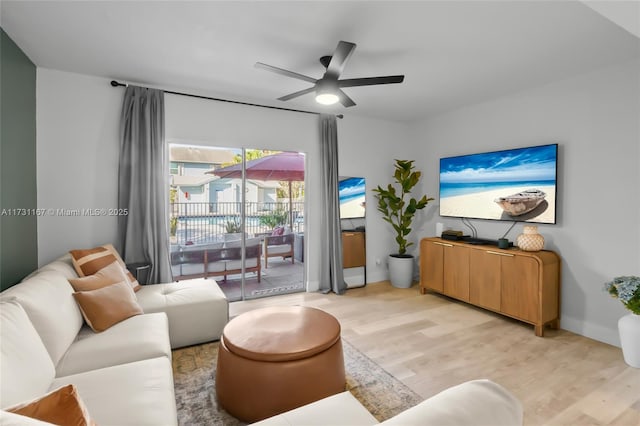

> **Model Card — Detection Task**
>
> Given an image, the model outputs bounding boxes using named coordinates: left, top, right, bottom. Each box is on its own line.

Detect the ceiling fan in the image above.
left=255, top=41, right=405, bottom=107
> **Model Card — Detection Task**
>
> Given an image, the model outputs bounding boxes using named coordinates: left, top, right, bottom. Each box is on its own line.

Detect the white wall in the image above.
left=337, top=115, right=415, bottom=282
left=36, top=69, right=122, bottom=264
left=409, top=59, right=640, bottom=346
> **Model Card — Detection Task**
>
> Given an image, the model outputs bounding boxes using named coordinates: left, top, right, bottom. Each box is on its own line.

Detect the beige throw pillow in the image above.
left=5, top=384, right=96, bottom=426
left=73, top=280, right=143, bottom=332
left=69, top=244, right=141, bottom=291
left=68, top=261, right=130, bottom=292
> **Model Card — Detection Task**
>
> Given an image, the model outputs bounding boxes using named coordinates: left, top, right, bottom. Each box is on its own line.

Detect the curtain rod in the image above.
left=110, top=80, right=343, bottom=119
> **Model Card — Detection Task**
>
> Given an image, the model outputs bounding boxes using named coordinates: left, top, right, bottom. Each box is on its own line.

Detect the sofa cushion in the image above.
left=0, top=300, right=56, bottom=408
left=72, top=281, right=144, bottom=332
left=55, top=312, right=171, bottom=377
left=226, top=257, right=259, bottom=270
left=51, top=357, right=177, bottom=426
left=5, top=384, right=96, bottom=426
left=21, top=255, right=78, bottom=281
left=1, top=256, right=83, bottom=367
left=181, top=242, right=224, bottom=252
left=69, top=244, right=141, bottom=292
left=136, top=279, right=228, bottom=348
left=251, top=391, right=378, bottom=426
left=206, top=260, right=227, bottom=273
left=266, top=244, right=293, bottom=255
left=68, top=261, right=130, bottom=292
left=379, top=379, right=523, bottom=426
left=181, top=262, right=206, bottom=276
left=223, top=237, right=261, bottom=248
left=0, top=411, right=56, bottom=425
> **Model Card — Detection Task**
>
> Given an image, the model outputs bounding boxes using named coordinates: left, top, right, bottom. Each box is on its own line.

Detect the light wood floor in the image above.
left=230, top=281, right=640, bottom=426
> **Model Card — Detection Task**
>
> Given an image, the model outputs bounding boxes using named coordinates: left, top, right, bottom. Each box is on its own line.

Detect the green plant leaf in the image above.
left=259, top=210, right=288, bottom=229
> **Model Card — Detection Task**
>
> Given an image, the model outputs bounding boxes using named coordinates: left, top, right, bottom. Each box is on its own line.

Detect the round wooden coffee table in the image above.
left=215, top=306, right=345, bottom=422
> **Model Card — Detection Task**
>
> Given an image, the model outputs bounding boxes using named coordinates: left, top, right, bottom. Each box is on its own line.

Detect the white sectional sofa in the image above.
left=0, top=255, right=228, bottom=425
left=254, top=379, right=523, bottom=426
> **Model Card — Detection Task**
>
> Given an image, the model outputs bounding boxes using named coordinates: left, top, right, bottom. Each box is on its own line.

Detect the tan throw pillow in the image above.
left=73, top=280, right=143, bottom=332
left=69, top=244, right=141, bottom=291
left=68, top=261, right=130, bottom=292
left=5, top=384, right=97, bottom=426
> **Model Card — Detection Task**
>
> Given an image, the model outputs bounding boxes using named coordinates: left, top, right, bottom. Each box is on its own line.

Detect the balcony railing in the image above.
left=170, top=201, right=304, bottom=245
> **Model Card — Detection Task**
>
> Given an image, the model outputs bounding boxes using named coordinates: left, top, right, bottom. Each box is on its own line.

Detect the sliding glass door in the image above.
left=168, top=144, right=305, bottom=301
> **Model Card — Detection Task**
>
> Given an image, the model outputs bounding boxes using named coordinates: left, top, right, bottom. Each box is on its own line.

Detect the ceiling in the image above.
left=2, top=1, right=639, bottom=122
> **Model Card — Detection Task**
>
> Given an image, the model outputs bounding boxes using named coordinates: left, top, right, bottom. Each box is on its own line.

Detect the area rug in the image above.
left=172, top=339, right=423, bottom=425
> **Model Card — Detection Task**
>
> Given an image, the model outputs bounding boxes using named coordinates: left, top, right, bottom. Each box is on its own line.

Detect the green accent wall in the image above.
left=1, top=28, right=38, bottom=290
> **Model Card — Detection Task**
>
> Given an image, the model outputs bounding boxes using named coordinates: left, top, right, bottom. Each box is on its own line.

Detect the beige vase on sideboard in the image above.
left=517, top=225, right=545, bottom=251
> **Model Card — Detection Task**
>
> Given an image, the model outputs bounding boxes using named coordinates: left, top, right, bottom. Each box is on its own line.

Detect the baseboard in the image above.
left=365, top=271, right=389, bottom=284
left=560, top=315, right=620, bottom=347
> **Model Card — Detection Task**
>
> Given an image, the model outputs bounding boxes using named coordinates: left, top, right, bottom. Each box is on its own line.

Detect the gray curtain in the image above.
left=118, top=86, right=172, bottom=284
left=319, top=114, right=346, bottom=294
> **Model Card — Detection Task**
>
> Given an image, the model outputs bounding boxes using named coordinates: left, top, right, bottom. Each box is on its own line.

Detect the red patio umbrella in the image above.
left=207, top=152, right=305, bottom=226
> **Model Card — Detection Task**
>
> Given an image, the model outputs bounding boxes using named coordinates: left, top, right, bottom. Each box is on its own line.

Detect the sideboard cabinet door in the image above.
left=501, top=255, right=540, bottom=323
left=469, top=250, right=501, bottom=311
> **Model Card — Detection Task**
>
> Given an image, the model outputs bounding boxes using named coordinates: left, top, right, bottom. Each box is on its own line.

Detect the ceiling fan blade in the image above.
left=338, top=89, right=356, bottom=107
left=325, top=41, right=356, bottom=80
left=277, top=86, right=316, bottom=101
left=255, top=62, right=317, bottom=84
left=338, top=75, right=405, bottom=88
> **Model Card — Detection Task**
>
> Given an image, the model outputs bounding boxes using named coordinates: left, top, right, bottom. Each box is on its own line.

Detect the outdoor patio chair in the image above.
left=263, top=233, right=295, bottom=268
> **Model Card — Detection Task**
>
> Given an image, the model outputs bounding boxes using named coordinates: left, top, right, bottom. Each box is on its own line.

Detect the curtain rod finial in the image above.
left=336, top=114, right=344, bottom=119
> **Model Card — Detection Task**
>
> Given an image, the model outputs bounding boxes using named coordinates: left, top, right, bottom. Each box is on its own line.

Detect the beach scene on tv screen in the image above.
left=439, top=144, right=557, bottom=224
left=339, top=177, right=366, bottom=219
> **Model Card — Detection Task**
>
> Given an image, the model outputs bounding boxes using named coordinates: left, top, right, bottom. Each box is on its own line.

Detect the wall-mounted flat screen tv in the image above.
left=439, top=144, right=557, bottom=224
left=339, top=177, right=366, bottom=219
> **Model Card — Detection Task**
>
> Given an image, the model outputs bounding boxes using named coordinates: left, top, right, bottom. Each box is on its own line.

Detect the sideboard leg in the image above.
left=535, top=324, right=544, bottom=337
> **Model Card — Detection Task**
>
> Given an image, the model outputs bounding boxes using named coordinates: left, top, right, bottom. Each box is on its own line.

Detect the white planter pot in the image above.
left=388, top=255, right=414, bottom=288
left=619, top=313, right=640, bottom=368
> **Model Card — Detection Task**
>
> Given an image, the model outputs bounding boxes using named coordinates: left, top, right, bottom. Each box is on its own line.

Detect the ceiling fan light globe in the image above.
left=315, top=92, right=340, bottom=105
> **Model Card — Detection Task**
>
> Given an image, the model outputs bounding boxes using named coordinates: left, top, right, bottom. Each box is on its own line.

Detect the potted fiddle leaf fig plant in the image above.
left=373, top=159, right=433, bottom=288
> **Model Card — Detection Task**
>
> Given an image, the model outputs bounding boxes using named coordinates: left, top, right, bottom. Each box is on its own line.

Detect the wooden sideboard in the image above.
left=419, top=237, right=560, bottom=336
